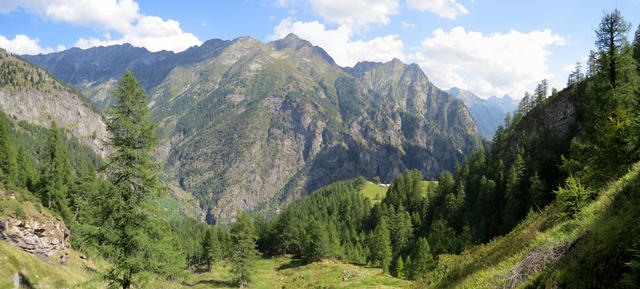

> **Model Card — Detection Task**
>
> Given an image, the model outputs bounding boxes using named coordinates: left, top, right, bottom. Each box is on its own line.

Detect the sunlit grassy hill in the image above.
left=413, top=162, right=640, bottom=289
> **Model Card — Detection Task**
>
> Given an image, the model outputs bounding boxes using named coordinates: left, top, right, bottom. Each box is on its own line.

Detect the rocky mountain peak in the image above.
left=269, top=33, right=337, bottom=66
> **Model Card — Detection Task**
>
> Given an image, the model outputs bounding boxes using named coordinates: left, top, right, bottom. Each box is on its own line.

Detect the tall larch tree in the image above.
left=101, top=70, right=168, bottom=289
left=230, top=211, right=259, bottom=288
left=201, top=228, right=221, bottom=271
left=595, top=8, right=631, bottom=89
left=369, top=218, right=392, bottom=273
left=0, top=111, right=17, bottom=186
left=40, top=121, right=74, bottom=221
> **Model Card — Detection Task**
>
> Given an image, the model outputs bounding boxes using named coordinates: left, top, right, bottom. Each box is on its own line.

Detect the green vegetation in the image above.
left=2, top=8, right=640, bottom=289
left=230, top=211, right=260, bottom=287
left=359, top=181, right=388, bottom=203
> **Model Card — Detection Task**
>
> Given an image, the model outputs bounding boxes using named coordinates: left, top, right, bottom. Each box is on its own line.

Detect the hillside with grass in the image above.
left=411, top=161, right=640, bottom=288
left=2, top=7, right=640, bottom=289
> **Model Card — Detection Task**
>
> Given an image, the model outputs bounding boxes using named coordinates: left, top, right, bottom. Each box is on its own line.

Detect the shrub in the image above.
left=10, top=200, right=26, bottom=218
left=554, top=176, right=593, bottom=218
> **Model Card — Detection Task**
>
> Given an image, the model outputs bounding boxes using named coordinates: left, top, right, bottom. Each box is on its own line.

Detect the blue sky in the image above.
left=1, top=0, right=639, bottom=99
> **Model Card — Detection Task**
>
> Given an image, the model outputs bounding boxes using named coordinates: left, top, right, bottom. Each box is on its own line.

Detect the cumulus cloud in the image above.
left=406, top=0, right=468, bottom=19
left=75, top=15, right=201, bottom=52
left=411, top=27, right=566, bottom=98
left=307, top=0, right=399, bottom=28
left=2, top=0, right=201, bottom=53
left=271, top=18, right=404, bottom=67
left=0, top=34, right=54, bottom=55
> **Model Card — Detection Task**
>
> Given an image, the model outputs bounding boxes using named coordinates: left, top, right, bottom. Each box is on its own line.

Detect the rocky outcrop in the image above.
left=0, top=217, right=69, bottom=260
left=0, top=48, right=108, bottom=157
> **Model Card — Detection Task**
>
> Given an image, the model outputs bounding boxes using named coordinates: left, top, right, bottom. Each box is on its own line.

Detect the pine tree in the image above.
left=503, top=152, right=525, bottom=229
left=0, top=112, right=17, bottom=186
left=16, top=145, right=36, bottom=191
left=588, top=11, right=640, bottom=178
left=302, top=220, right=330, bottom=262
left=368, top=218, right=392, bottom=273
left=230, top=211, right=259, bottom=288
left=390, top=207, right=413, bottom=255
left=428, top=218, right=456, bottom=255
left=395, top=256, right=405, bottom=279
left=274, top=209, right=302, bottom=255
left=411, top=237, right=436, bottom=280
left=596, top=9, right=631, bottom=89
left=39, top=121, right=74, bottom=221
left=404, top=255, right=413, bottom=280
left=633, top=25, right=640, bottom=69
left=101, top=70, right=169, bottom=289
left=201, top=228, right=221, bottom=271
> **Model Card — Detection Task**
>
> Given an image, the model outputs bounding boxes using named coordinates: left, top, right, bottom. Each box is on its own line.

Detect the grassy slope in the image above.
left=184, top=257, right=409, bottom=289
left=0, top=189, right=108, bottom=289
left=359, top=181, right=436, bottom=204
left=0, top=245, right=408, bottom=289
left=360, top=181, right=388, bottom=203
left=413, top=162, right=640, bottom=289
left=0, top=187, right=407, bottom=289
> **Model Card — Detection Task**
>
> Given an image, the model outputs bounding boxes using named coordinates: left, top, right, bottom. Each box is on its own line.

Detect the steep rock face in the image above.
left=0, top=49, right=107, bottom=157
left=26, top=34, right=481, bottom=223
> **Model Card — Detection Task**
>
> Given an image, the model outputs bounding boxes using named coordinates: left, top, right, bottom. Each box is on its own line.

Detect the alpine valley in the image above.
left=25, top=34, right=481, bottom=223
left=3, top=5, right=640, bottom=288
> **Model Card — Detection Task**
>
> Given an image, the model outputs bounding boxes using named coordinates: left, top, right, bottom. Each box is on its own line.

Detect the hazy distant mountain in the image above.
left=447, top=87, right=518, bottom=138
left=26, top=34, right=481, bottom=223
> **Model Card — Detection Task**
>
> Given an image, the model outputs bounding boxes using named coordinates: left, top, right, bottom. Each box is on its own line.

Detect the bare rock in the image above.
left=0, top=217, right=70, bottom=261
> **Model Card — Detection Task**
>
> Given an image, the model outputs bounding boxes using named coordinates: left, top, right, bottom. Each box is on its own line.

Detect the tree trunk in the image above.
left=123, top=273, right=131, bottom=289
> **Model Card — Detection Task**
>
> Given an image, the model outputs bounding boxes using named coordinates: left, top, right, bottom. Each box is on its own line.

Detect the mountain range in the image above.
left=22, top=34, right=481, bottom=223
left=447, top=87, right=518, bottom=138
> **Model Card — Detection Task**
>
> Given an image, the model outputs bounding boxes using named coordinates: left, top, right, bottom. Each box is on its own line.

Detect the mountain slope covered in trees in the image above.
left=26, top=34, right=481, bottom=223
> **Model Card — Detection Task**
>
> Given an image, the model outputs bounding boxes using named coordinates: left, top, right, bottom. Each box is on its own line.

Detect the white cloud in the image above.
left=6, top=0, right=139, bottom=31
left=406, top=0, right=468, bottom=19
left=411, top=27, right=566, bottom=98
left=0, top=34, right=54, bottom=55
left=308, top=0, right=399, bottom=28
left=3, top=0, right=201, bottom=53
left=271, top=18, right=404, bottom=67
left=402, top=21, right=416, bottom=29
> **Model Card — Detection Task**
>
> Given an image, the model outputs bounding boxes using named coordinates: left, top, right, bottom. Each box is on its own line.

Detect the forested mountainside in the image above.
left=447, top=87, right=518, bottom=138
left=26, top=34, right=481, bottom=223
left=2, top=8, right=640, bottom=289
left=0, top=49, right=107, bottom=157
left=256, top=10, right=640, bottom=288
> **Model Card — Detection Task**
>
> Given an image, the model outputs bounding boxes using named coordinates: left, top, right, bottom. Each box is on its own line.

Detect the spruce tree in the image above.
left=39, top=121, right=74, bottom=221
left=595, top=9, right=631, bottom=89
left=411, top=237, right=436, bottom=280
left=395, top=256, right=405, bottom=279
left=368, top=218, right=392, bottom=273
left=230, top=211, right=259, bottom=287
left=0, top=112, right=17, bottom=186
left=633, top=25, right=640, bottom=69
left=404, top=255, right=413, bottom=280
left=101, top=70, right=168, bottom=289
left=201, top=228, right=221, bottom=271
left=390, top=207, right=413, bottom=255
left=16, top=145, right=36, bottom=191
left=302, top=220, right=330, bottom=262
